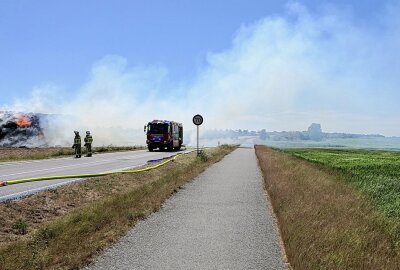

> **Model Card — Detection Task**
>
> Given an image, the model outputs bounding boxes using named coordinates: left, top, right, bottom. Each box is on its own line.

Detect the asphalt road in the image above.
left=0, top=150, right=183, bottom=202
left=86, top=148, right=286, bottom=270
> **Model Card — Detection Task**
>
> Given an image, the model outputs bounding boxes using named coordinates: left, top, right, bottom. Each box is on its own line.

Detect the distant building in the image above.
left=307, top=123, right=323, bottom=141
left=259, top=129, right=268, bottom=140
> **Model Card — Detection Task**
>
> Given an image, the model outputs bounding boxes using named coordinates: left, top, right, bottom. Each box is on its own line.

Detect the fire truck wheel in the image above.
left=167, top=143, right=173, bottom=151
left=148, top=146, right=153, bottom=152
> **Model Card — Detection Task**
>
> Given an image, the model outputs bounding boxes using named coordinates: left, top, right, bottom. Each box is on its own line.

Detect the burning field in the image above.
left=0, top=111, right=46, bottom=147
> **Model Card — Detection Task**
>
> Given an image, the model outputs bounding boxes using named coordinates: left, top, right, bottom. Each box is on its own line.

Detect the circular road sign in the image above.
left=193, top=114, right=203, bottom=126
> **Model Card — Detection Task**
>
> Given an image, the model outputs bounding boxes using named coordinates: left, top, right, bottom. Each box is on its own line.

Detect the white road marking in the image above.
left=0, top=162, right=152, bottom=202
left=0, top=179, right=84, bottom=202
left=0, top=151, right=178, bottom=178
left=0, top=150, right=191, bottom=202
left=0, top=150, right=148, bottom=167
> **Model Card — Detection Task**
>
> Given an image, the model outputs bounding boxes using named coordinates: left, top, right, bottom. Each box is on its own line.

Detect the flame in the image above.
left=16, top=115, right=32, bottom=128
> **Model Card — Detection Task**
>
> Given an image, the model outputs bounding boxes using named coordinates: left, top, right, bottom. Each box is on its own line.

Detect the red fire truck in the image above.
left=145, top=120, right=183, bottom=151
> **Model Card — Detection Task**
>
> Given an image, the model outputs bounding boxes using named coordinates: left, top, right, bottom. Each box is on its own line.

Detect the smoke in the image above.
left=2, top=1, right=400, bottom=146
left=186, top=2, right=400, bottom=134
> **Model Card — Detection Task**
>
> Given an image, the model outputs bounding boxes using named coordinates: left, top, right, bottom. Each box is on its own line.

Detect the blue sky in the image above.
left=0, top=0, right=385, bottom=102
left=1, top=0, right=400, bottom=137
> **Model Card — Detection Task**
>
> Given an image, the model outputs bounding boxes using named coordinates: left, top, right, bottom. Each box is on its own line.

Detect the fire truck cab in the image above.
left=145, top=120, right=183, bottom=152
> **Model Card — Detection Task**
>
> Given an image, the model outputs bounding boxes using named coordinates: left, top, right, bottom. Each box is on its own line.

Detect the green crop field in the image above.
left=286, top=149, right=400, bottom=219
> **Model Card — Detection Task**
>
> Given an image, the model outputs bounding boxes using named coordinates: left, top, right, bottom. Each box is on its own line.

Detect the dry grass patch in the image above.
left=255, top=145, right=400, bottom=270
left=0, top=147, right=74, bottom=162
left=0, top=146, right=144, bottom=162
left=0, top=145, right=236, bottom=270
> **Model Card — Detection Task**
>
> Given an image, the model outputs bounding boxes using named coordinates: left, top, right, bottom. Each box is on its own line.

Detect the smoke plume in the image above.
left=2, top=2, right=400, bottom=146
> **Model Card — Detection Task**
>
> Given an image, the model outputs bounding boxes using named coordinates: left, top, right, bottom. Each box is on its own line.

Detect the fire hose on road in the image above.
left=0, top=151, right=193, bottom=187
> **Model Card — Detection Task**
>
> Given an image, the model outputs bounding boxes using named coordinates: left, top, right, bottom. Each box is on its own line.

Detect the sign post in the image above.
left=192, top=114, right=203, bottom=155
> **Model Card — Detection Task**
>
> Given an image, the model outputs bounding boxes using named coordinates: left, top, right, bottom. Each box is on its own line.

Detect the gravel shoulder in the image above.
left=86, top=148, right=286, bottom=270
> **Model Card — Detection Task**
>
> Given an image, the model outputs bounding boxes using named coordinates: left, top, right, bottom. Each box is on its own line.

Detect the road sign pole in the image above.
left=192, top=114, right=203, bottom=156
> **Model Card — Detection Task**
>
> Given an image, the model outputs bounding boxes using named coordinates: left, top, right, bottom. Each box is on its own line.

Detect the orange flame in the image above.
left=16, top=115, right=32, bottom=128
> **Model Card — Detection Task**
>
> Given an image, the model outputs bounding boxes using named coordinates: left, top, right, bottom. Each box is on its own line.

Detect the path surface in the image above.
left=86, top=148, right=286, bottom=270
left=0, top=150, right=183, bottom=202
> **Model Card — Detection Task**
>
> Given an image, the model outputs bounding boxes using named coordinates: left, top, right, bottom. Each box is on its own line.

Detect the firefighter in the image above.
left=84, top=131, right=93, bottom=157
left=72, top=131, right=82, bottom=158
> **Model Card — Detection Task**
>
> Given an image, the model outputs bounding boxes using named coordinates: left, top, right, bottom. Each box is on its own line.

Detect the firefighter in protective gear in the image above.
left=84, top=131, right=93, bottom=157
left=72, top=131, right=82, bottom=158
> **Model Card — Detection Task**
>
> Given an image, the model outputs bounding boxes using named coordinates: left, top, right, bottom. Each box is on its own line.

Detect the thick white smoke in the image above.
left=2, top=2, right=400, bottom=146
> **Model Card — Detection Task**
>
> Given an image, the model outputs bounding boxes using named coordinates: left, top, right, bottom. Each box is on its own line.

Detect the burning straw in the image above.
left=0, top=111, right=46, bottom=147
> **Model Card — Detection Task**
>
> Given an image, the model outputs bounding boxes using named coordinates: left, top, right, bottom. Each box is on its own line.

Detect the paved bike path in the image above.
left=86, top=148, right=286, bottom=269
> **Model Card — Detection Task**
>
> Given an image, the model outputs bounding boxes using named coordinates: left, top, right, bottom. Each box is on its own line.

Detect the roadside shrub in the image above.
left=13, top=219, right=28, bottom=235
left=220, top=144, right=235, bottom=149
left=196, top=150, right=209, bottom=162
left=94, top=145, right=142, bottom=153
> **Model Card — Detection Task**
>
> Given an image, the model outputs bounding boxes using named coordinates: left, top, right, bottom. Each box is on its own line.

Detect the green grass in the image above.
left=12, top=219, right=28, bottom=235
left=286, top=148, right=400, bottom=218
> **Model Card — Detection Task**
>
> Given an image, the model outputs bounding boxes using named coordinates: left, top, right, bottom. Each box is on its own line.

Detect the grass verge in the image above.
left=255, top=145, right=400, bottom=269
left=0, top=145, right=235, bottom=270
left=0, top=145, right=144, bottom=162
left=286, top=148, right=400, bottom=218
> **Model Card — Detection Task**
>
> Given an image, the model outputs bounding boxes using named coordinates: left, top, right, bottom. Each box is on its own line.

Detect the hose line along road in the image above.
left=0, top=150, right=185, bottom=202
